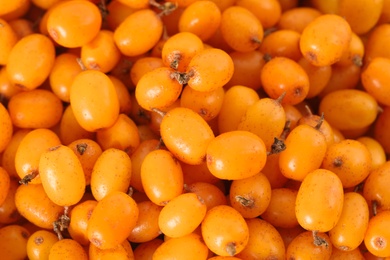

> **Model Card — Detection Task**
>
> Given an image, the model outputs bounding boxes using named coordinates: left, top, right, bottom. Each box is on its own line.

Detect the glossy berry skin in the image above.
left=295, top=169, right=344, bottom=232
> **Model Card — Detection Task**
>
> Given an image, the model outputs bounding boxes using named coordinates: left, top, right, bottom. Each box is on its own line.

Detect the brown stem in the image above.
left=19, top=170, right=39, bottom=185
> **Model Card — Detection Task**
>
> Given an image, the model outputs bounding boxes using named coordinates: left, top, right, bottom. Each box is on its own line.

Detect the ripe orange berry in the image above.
left=329, top=192, right=369, bottom=251
left=260, top=57, right=309, bottom=105
left=8, top=89, right=63, bottom=129
left=0, top=18, right=18, bottom=65
left=70, top=70, right=120, bottom=132
left=68, top=200, right=97, bottom=246
left=135, top=67, right=183, bottom=111
left=39, top=145, right=86, bottom=207
left=46, top=0, right=101, bottom=48
left=90, top=148, right=132, bottom=201
left=114, top=9, right=163, bottom=56
left=87, top=191, right=139, bottom=250
left=260, top=29, right=302, bottom=61
left=0, top=103, right=12, bottom=153
left=278, top=7, right=322, bottom=33
left=6, top=33, right=55, bottom=90
left=220, top=6, right=264, bottom=52
left=185, top=48, right=234, bottom=92
left=206, top=130, right=267, bottom=180
left=201, top=205, right=249, bottom=256
left=48, top=239, right=88, bottom=260
left=229, top=172, right=272, bottom=218
left=300, top=14, right=352, bottom=66
left=141, top=149, right=184, bottom=205
left=364, top=210, right=390, bottom=257
left=161, top=32, right=204, bottom=72
left=286, top=231, right=333, bottom=259
left=15, top=183, right=63, bottom=229
left=27, top=230, right=58, bottom=260
left=0, top=225, right=30, bottom=259
left=179, top=1, right=221, bottom=41
left=160, top=107, right=215, bottom=165
left=295, top=169, right=344, bottom=232
left=158, top=192, right=207, bottom=238
left=319, top=89, right=378, bottom=131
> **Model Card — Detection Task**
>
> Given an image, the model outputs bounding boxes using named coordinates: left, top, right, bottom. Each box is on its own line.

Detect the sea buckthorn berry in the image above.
left=319, top=89, right=378, bottom=131
left=260, top=29, right=302, bottom=61
left=238, top=96, right=286, bottom=151
left=295, top=169, right=344, bottom=232
left=46, top=0, right=101, bottom=48
left=0, top=167, right=10, bottom=206
left=277, top=7, right=322, bottom=33
left=319, top=63, right=361, bottom=97
left=206, top=130, right=267, bottom=180
left=361, top=57, right=390, bottom=106
left=89, top=239, right=134, bottom=260
left=48, top=239, right=88, bottom=260
left=108, top=75, right=132, bottom=115
left=130, top=57, right=164, bottom=86
left=357, top=136, right=386, bottom=170
left=49, top=53, right=83, bottom=103
left=201, top=205, right=249, bottom=256
left=226, top=51, right=265, bottom=90
left=300, top=14, right=352, bottom=66
left=31, top=0, right=60, bottom=10
left=153, top=233, right=209, bottom=260
left=364, top=210, right=390, bottom=257
left=0, top=18, right=18, bottom=65
left=27, top=230, right=58, bottom=260
left=220, top=6, right=264, bottom=52
left=81, top=30, right=121, bottom=73
left=363, top=161, right=390, bottom=215
left=6, top=33, right=55, bottom=90
left=322, top=139, right=372, bottom=188
left=8, top=89, right=64, bottom=129
left=70, top=70, right=120, bottom=132
left=236, top=0, right=282, bottom=28
left=114, top=9, right=163, bottom=56
left=160, top=107, right=215, bottom=165
left=178, top=1, right=221, bottom=41
left=68, top=200, right=97, bottom=246
left=229, top=172, right=271, bottom=218
left=96, top=113, right=140, bottom=153
left=59, top=105, right=95, bottom=145
left=129, top=139, right=160, bottom=193
left=286, top=231, right=333, bottom=260
left=279, top=123, right=327, bottom=181
left=15, top=183, right=63, bottom=229
left=185, top=182, right=227, bottom=211
left=0, top=180, right=22, bottom=224
left=298, top=57, right=332, bottom=98
left=90, top=148, right=132, bottom=201
left=260, top=57, right=309, bottom=105
left=15, top=128, right=61, bottom=184
left=180, top=86, right=224, bottom=122
left=184, top=48, right=234, bottom=92
left=141, top=149, right=184, bottom=205
left=87, top=191, right=139, bottom=250
left=297, top=112, right=334, bottom=147
left=128, top=200, right=163, bottom=243
left=218, top=85, right=260, bottom=133
left=0, top=0, right=28, bottom=17
left=365, top=24, right=390, bottom=63
left=106, top=0, right=138, bottom=30
left=375, top=106, right=390, bottom=154
left=162, top=32, right=204, bottom=72
left=0, top=103, right=12, bottom=153
left=338, top=0, right=384, bottom=35
left=0, top=225, right=30, bottom=259
left=336, top=32, right=365, bottom=67
left=236, top=218, right=286, bottom=259
left=261, top=188, right=299, bottom=228
left=39, top=145, right=86, bottom=207
left=329, top=192, right=369, bottom=251
left=158, top=192, right=207, bottom=238
left=135, top=67, right=183, bottom=111
left=148, top=100, right=180, bottom=135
